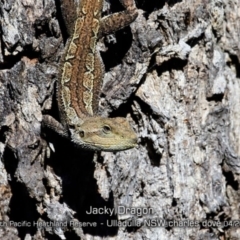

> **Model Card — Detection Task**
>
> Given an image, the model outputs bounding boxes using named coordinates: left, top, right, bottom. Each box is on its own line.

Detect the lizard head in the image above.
left=70, top=116, right=137, bottom=151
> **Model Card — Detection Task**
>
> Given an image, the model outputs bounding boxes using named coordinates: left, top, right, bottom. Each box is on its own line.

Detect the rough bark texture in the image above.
left=0, top=0, right=240, bottom=239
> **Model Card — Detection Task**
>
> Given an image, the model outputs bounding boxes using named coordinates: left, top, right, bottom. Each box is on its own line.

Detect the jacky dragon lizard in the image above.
left=43, top=0, right=138, bottom=151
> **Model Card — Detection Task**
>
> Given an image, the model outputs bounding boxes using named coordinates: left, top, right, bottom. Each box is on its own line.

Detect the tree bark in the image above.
left=0, top=0, right=240, bottom=239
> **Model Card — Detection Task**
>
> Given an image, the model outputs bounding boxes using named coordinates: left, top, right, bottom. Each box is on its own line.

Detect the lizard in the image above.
left=43, top=0, right=138, bottom=151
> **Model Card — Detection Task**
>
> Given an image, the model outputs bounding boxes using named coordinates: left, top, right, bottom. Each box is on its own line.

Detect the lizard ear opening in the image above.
left=79, top=130, right=85, bottom=138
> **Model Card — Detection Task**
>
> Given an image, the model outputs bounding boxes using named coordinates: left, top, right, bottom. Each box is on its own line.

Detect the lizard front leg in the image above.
left=99, top=0, right=138, bottom=37
left=42, top=115, right=69, bottom=138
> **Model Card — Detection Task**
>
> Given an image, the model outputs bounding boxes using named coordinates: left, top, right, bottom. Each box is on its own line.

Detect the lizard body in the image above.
left=44, top=0, right=138, bottom=151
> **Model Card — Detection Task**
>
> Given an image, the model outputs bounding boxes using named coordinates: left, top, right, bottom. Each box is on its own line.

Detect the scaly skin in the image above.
left=44, top=0, right=138, bottom=151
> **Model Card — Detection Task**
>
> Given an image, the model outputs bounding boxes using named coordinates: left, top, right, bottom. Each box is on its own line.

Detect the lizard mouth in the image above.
left=83, top=139, right=138, bottom=151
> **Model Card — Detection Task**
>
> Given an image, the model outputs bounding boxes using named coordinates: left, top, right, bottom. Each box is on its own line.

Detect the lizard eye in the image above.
left=103, top=125, right=111, bottom=133
left=79, top=130, right=84, bottom=138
